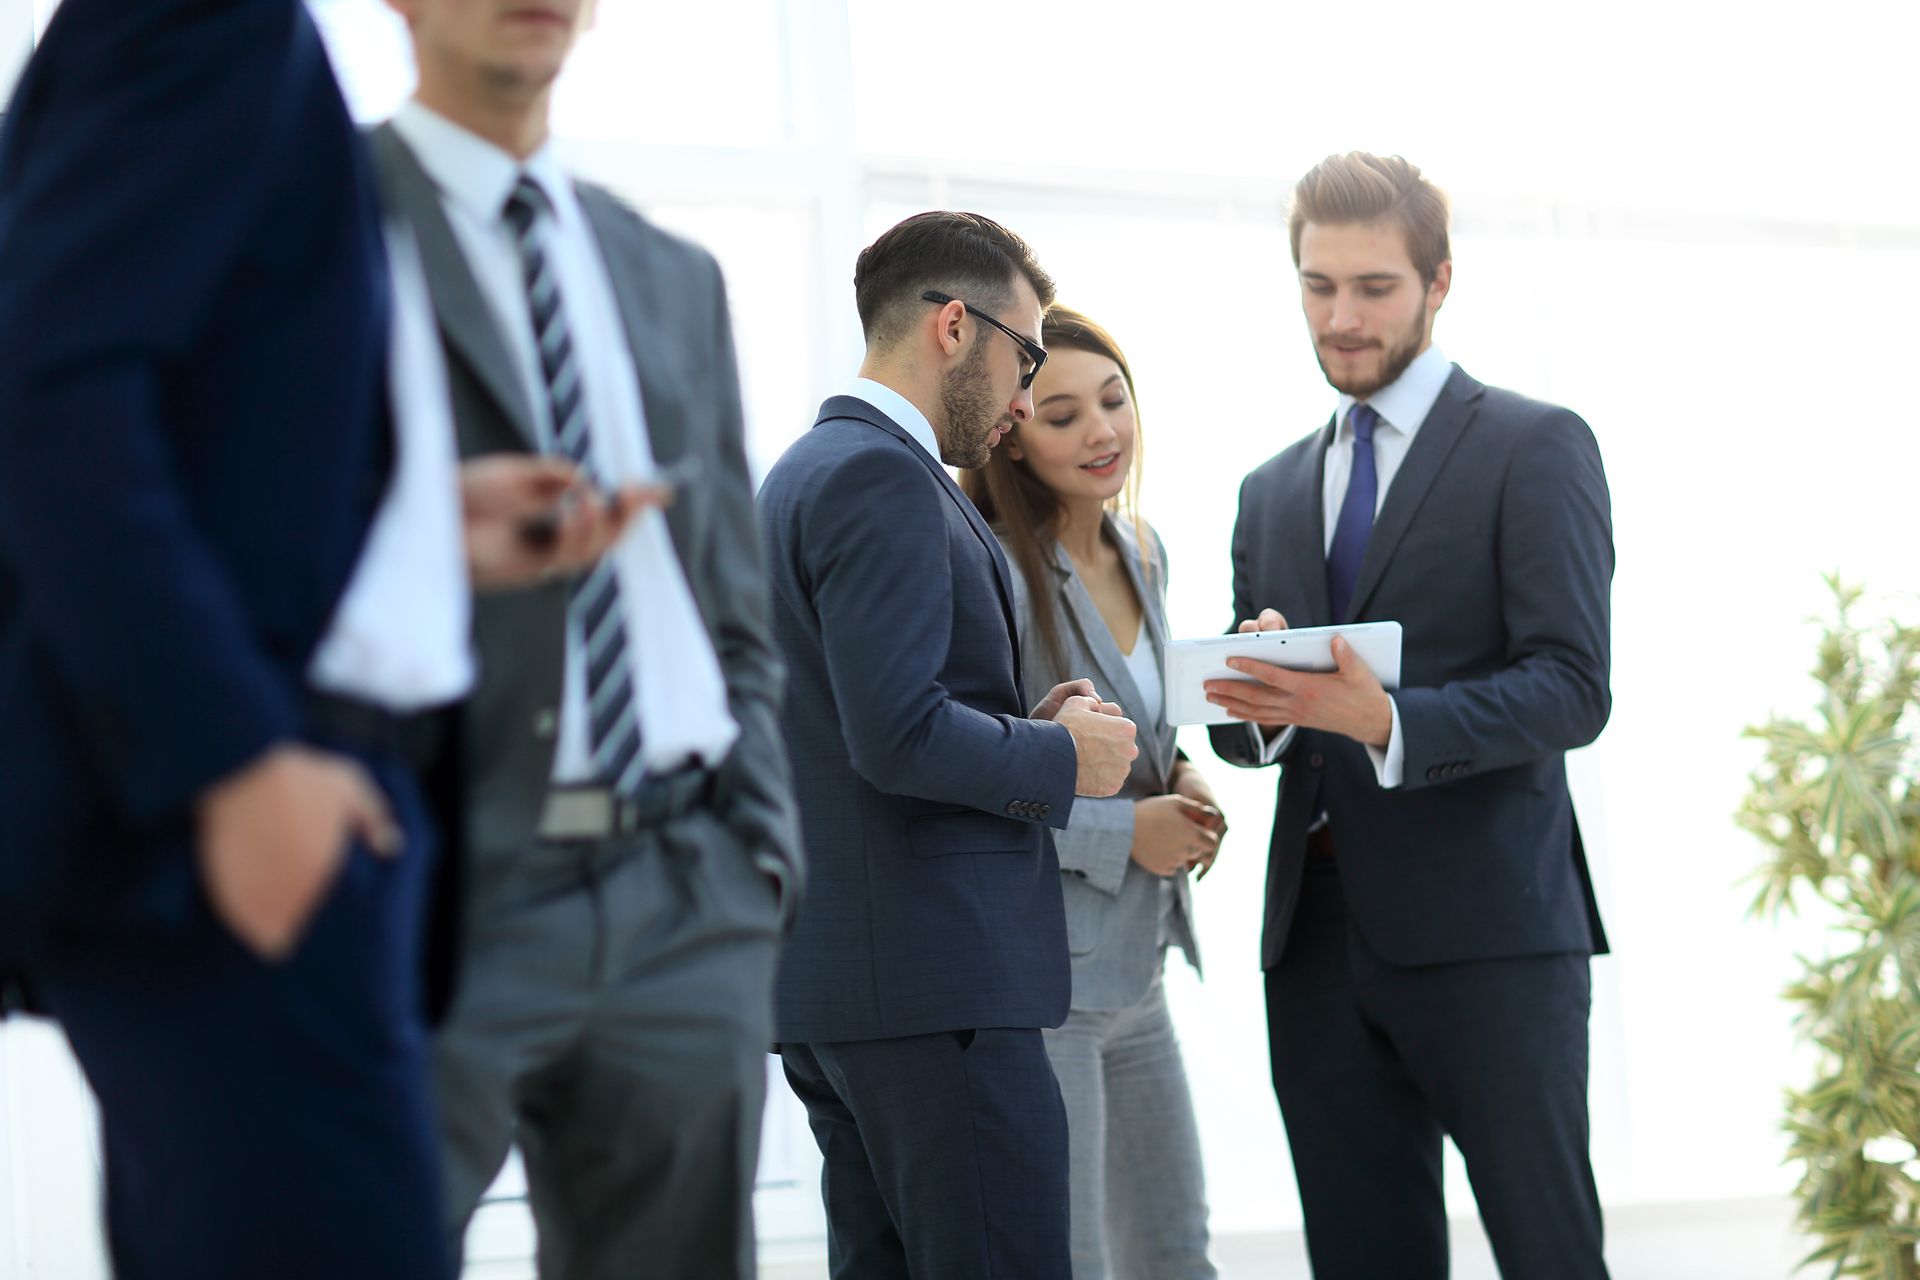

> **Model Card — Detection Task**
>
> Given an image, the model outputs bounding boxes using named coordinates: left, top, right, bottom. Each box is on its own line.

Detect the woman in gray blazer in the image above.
left=961, top=307, right=1222, bottom=1279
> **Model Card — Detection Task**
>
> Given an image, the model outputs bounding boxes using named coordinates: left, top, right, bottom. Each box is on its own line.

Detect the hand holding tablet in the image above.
left=1163, top=619, right=1403, bottom=727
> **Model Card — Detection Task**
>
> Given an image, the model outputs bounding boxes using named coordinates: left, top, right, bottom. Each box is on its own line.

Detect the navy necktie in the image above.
left=1326, top=403, right=1379, bottom=623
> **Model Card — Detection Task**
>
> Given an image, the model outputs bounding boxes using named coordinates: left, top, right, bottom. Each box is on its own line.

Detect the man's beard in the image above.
left=1314, top=309, right=1428, bottom=398
left=937, top=342, right=1003, bottom=469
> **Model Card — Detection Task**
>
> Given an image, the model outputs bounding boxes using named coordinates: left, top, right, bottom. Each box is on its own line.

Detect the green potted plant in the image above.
left=1743, top=576, right=1920, bottom=1279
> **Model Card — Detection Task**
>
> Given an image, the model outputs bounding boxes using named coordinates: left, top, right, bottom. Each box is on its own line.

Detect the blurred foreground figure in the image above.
left=0, top=2, right=459, bottom=1276
left=372, top=2, right=801, bottom=1276
left=0, top=2, right=627, bottom=1275
left=1206, top=151, right=1614, bottom=1279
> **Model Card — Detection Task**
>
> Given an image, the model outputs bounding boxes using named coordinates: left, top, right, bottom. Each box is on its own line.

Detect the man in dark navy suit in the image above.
left=0, top=4, right=635, bottom=1275
left=1206, top=152, right=1614, bottom=1279
left=759, top=211, right=1139, bottom=1278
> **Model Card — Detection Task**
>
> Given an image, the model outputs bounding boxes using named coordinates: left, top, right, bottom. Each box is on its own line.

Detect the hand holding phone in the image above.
left=462, top=455, right=672, bottom=591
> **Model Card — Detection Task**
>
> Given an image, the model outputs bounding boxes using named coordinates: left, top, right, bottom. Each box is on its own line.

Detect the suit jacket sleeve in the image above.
left=804, top=446, right=1077, bottom=825
left=696, top=253, right=803, bottom=885
left=1208, top=470, right=1278, bottom=770
left=1394, top=408, right=1613, bottom=789
left=1003, top=535, right=1132, bottom=893
left=0, top=1, right=304, bottom=825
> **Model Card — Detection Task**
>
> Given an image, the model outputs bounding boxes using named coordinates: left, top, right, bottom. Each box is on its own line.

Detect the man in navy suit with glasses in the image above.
left=759, top=211, right=1140, bottom=1278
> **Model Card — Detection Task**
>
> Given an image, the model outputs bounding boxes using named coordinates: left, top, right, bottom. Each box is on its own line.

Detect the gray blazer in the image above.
left=1000, top=515, right=1200, bottom=1012
left=369, top=125, right=802, bottom=903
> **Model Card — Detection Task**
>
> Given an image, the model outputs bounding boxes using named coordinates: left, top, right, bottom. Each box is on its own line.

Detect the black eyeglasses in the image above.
left=922, top=290, right=1047, bottom=389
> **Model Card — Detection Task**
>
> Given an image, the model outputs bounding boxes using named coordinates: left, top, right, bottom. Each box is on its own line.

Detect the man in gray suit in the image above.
left=1205, top=152, right=1613, bottom=1278
left=373, top=3, right=800, bottom=1277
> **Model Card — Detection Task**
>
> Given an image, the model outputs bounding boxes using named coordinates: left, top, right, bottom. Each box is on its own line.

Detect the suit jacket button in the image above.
left=1309, top=753, right=1325, bottom=768
left=1007, top=801, right=1022, bottom=817
left=1037, top=804, right=1050, bottom=818
left=532, top=708, right=558, bottom=740
left=1427, top=767, right=1441, bottom=780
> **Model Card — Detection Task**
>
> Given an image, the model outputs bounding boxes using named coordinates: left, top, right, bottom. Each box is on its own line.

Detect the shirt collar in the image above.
left=391, top=100, right=573, bottom=232
left=844, top=377, right=942, bottom=464
left=1336, top=343, right=1452, bottom=440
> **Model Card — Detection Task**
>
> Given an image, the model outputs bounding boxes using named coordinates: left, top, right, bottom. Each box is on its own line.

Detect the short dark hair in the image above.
left=853, top=211, right=1056, bottom=349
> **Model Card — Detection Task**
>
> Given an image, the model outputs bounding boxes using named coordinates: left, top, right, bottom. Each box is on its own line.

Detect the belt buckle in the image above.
left=610, top=791, right=642, bottom=837
left=540, top=788, right=613, bottom=842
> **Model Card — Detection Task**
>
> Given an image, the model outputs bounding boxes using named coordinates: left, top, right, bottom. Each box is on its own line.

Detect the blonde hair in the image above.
left=1289, top=152, right=1450, bottom=284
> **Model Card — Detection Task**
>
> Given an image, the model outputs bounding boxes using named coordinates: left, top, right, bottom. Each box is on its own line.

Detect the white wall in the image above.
left=0, top=0, right=27, bottom=105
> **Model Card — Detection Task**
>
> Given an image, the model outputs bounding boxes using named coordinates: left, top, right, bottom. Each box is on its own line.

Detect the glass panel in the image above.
left=2, top=0, right=31, bottom=102
left=848, top=0, right=1920, bottom=224
left=616, top=198, right=818, bottom=479
left=306, top=0, right=415, bottom=122
left=552, top=0, right=791, bottom=148
left=310, top=0, right=792, bottom=145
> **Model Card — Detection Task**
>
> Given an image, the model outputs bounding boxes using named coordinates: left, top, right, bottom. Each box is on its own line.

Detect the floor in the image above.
left=753, top=1197, right=1809, bottom=1280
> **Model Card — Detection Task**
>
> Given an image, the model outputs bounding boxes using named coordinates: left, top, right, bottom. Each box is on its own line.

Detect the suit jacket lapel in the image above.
left=368, top=124, right=540, bottom=450
left=1052, top=540, right=1136, bottom=713
left=1346, top=366, right=1482, bottom=622
left=1087, top=515, right=1176, bottom=788
left=1284, top=420, right=1336, bottom=628
left=1121, top=519, right=1179, bottom=785
left=577, top=188, right=695, bottom=554
left=815, top=396, right=1022, bottom=657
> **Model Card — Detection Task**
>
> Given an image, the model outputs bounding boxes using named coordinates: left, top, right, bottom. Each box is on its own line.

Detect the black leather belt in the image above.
left=536, top=766, right=715, bottom=842
left=303, top=692, right=438, bottom=766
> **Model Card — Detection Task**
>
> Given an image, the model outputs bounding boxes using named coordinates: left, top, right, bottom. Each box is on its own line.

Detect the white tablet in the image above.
left=1162, top=621, right=1404, bottom=726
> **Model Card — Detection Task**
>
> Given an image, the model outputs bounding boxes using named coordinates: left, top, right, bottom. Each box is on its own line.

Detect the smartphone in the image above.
left=516, top=454, right=701, bottom=549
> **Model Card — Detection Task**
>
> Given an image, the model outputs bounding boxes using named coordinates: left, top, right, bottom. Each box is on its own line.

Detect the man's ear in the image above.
left=932, top=299, right=968, bottom=359
left=1427, top=259, right=1453, bottom=314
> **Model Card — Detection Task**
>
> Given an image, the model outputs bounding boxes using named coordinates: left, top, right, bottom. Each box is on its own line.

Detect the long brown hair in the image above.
left=961, top=305, right=1156, bottom=675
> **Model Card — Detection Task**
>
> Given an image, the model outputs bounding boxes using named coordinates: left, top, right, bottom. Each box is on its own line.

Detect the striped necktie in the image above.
left=503, top=176, right=646, bottom=794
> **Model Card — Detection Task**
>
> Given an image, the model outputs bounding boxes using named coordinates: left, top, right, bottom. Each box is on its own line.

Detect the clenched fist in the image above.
left=1056, top=694, right=1139, bottom=797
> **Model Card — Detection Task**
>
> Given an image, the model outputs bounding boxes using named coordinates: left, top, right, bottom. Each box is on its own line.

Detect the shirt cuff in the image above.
left=1364, top=696, right=1405, bottom=789
left=1248, top=722, right=1297, bottom=765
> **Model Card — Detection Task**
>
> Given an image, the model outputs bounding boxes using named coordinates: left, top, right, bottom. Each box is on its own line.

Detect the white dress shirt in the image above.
left=844, top=376, right=943, bottom=463
left=306, top=223, right=474, bottom=712
left=391, top=102, right=737, bottom=781
left=1250, top=343, right=1454, bottom=788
